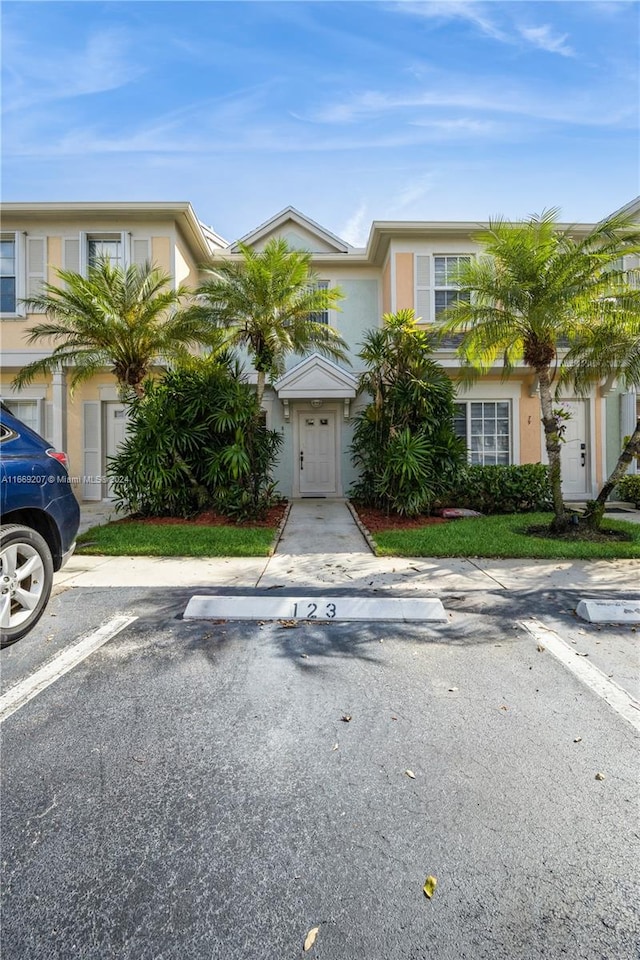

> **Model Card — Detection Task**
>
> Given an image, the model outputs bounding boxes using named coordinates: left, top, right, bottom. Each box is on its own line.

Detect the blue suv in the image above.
left=1, top=402, right=80, bottom=645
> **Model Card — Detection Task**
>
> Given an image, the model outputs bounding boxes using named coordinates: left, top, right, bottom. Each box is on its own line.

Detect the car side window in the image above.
left=0, top=423, right=18, bottom=443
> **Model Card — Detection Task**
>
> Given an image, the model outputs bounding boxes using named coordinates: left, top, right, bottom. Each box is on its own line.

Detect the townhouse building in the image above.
left=1, top=200, right=638, bottom=503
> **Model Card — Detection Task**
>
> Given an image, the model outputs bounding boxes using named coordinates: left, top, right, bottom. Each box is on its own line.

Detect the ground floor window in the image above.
left=454, top=401, right=511, bottom=465
left=4, top=399, right=40, bottom=434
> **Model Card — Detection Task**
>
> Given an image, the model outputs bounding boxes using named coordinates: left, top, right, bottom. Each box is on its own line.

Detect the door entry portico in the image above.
left=298, top=412, right=337, bottom=495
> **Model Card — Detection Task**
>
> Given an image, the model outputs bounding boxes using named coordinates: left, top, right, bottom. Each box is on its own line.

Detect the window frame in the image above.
left=454, top=399, right=513, bottom=466
left=0, top=232, right=22, bottom=317
left=414, top=252, right=474, bottom=325
left=307, top=278, right=331, bottom=325
left=433, top=254, right=471, bottom=323
left=86, top=233, right=125, bottom=271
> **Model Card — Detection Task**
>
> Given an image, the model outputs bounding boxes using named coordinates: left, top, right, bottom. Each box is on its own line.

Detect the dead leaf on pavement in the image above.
left=300, top=653, right=309, bottom=659
left=448, top=686, right=458, bottom=692
left=595, top=772, right=606, bottom=781
left=576, top=652, right=589, bottom=657
left=536, top=645, right=545, bottom=652
left=304, top=926, right=319, bottom=951
left=405, top=769, right=416, bottom=779
left=332, top=743, right=339, bottom=751
left=340, top=714, right=352, bottom=722
left=423, top=875, right=437, bottom=899
left=573, top=737, right=582, bottom=743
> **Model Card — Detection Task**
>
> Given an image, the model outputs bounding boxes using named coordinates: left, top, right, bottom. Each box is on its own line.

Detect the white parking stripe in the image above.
left=0, top=615, right=137, bottom=724
left=521, top=618, right=640, bottom=733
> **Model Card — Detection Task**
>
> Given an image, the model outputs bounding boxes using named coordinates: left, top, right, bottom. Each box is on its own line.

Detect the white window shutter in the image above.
left=132, top=238, right=151, bottom=268
left=415, top=255, right=431, bottom=323
left=83, top=401, right=102, bottom=500
left=121, top=231, right=130, bottom=268
left=79, top=232, right=88, bottom=275
left=26, top=237, right=46, bottom=302
left=63, top=237, right=81, bottom=274
left=44, top=401, right=54, bottom=444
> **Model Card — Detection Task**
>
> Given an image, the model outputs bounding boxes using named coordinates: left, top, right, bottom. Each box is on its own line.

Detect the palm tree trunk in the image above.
left=173, top=451, right=211, bottom=510
left=256, top=370, right=266, bottom=405
left=538, top=368, right=567, bottom=531
left=584, top=418, right=640, bottom=529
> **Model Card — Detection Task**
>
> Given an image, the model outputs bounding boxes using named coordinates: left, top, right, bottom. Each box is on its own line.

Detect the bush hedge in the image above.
left=616, top=474, right=640, bottom=507
left=109, top=363, right=282, bottom=520
left=446, top=463, right=552, bottom=514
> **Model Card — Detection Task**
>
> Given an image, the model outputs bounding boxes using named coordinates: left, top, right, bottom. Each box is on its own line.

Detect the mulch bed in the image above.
left=114, top=501, right=289, bottom=528
left=526, top=522, right=634, bottom=543
left=352, top=504, right=448, bottom=533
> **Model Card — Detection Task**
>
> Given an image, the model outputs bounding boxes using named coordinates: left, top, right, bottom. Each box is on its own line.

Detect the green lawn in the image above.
left=77, top=521, right=276, bottom=557
left=372, top=512, right=640, bottom=560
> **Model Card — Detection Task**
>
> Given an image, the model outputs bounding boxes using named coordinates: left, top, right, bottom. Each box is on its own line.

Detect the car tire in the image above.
left=0, top=524, right=54, bottom=647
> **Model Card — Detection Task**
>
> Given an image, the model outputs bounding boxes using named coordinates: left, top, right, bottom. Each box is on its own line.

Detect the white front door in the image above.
left=559, top=399, right=588, bottom=497
left=298, top=412, right=337, bottom=495
left=105, top=403, right=129, bottom=497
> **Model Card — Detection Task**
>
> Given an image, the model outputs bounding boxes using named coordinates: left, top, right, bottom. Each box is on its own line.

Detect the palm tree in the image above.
left=351, top=309, right=466, bottom=515
left=193, top=238, right=348, bottom=403
left=436, top=209, right=640, bottom=531
left=561, top=290, right=640, bottom=526
left=13, top=258, right=222, bottom=399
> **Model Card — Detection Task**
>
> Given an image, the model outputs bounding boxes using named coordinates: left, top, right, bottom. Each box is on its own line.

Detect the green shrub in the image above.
left=350, top=310, right=466, bottom=515
left=109, top=362, right=282, bottom=520
left=616, top=474, right=640, bottom=507
left=446, top=463, right=552, bottom=514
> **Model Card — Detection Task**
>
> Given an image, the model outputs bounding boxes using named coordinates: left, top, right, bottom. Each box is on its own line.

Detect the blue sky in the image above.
left=2, top=1, right=638, bottom=244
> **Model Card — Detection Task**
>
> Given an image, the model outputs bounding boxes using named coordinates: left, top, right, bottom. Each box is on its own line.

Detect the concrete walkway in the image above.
left=56, top=495, right=640, bottom=595
left=274, top=498, right=371, bottom=554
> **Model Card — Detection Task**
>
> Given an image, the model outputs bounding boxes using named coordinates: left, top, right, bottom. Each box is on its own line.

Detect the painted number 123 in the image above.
left=292, top=602, right=337, bottom=619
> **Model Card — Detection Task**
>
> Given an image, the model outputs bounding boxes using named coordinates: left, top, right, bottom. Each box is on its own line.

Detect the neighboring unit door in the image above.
left=560, top=399, right=588, bottom=496
left=105, top=403, right=129, bottom=497
left=298, top=412, right=337, bottom=495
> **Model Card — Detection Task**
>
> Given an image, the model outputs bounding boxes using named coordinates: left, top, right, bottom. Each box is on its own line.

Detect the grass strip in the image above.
left=372, top=512, right=640, bottom=560
left=77, top=522, right=276, bottom=558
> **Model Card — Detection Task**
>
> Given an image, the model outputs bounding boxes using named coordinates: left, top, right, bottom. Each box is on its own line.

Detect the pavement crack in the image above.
left=465, top=558, right=508, bottom=589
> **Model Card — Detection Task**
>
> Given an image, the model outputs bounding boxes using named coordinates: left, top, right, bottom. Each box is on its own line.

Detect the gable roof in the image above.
left=274, top=353, right=358, bottom=398
left=230, top=206, right=351, bottom=254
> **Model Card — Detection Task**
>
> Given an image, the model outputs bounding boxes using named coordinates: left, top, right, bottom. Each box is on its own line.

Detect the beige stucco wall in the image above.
left=47, top=236, right=62, bottom=279
left=395, top=253, right=414, bottom=311
left=151, top=236, right=172, bottom=274
left=519, top=382, right=542, bottom=464
left=594, top=393, right=603, bottom=486
left=382, top=258, right=391, bottom=314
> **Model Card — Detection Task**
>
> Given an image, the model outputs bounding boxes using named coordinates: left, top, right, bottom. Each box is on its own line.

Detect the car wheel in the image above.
left=0, top=524, right=54, bottom=647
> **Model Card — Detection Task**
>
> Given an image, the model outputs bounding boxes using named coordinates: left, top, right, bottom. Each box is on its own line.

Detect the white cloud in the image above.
left=391, top=174, right=437, bottom=215
left=392, top=1, right=578, bottom=57
left=392, top=2, right=508, bottom=42
left=339, top=202, right=369, bottom=246
left=309, top=83, right=634, bottom=129
left=519, top=25, right=574, bottom=57
left=2, top=27, right=144, bottom=114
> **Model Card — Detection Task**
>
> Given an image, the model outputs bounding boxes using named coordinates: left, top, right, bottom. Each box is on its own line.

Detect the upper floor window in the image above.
left=434, top=255, right=471, bottom=320
left=415, top=254, right=472, bottom=324
left=308, top=279, right=330, bottom=324
left=62, top=232, right=150, bottom=278
left=1, top=237, right=16, bottom=313
left=88, top=236, right=123, bottom=268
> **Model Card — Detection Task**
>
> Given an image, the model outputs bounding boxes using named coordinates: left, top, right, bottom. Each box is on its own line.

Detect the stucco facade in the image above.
left=1, top=200, right=637, bottom=503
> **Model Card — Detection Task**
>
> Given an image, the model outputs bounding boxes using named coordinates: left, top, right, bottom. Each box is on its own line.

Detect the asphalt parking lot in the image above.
left=1, top=585, right=639, bottom=959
